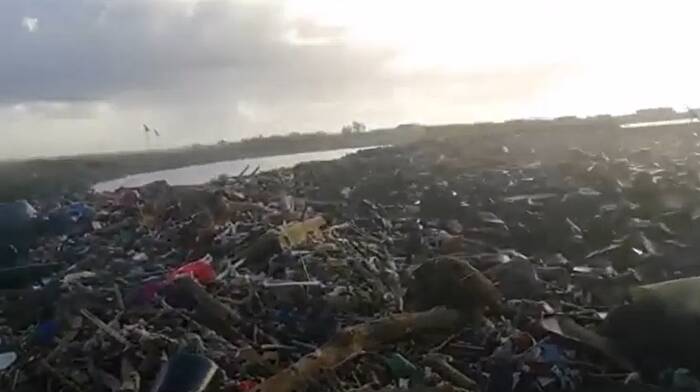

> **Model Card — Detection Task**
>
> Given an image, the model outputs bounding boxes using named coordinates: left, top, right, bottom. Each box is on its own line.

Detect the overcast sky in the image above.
left=2, top=0, right=700, bottom=159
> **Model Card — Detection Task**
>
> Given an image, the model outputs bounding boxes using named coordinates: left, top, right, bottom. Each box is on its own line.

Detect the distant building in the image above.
left=616, top=107, right=679, bottom=124
left=634, top=107, right=678, bottom=121
left=553, top=116, right=583, bottom=125
left=636, top=107, right=676, bottom=116
left=396, top=123, right=424, bottom=131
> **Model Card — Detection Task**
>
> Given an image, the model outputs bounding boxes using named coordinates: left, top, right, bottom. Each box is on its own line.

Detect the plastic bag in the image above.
left=279, top=216, right=326, bottom=249
left=168, top=256, right=216, bottom=285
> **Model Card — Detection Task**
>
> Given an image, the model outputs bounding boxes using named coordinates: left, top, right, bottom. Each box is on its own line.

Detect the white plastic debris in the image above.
left=0, top=351, right=18, bottom=371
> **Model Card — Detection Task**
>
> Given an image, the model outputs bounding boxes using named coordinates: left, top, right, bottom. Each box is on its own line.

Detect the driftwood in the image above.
left=167, top=277, right=245, bottom=344
left=423, top=353, right=477, bottom=389
left=254, top=308, right=464, bottom=392
left=79, top=309, right=130, bottom=347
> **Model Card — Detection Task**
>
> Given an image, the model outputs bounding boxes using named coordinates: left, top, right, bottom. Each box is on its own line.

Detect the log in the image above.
left=254, top=308, right=463, bottom=392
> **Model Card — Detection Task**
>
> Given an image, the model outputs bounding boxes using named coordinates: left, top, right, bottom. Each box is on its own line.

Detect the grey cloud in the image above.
left=2, top=1, right=371, bottom=101
left=0, top=0, right=557, bottom=105
left=0, top=0, right=571, bottom=158
left=0, top=0, right=291, bottom=101
left=12, top=101, right=109, bottom=119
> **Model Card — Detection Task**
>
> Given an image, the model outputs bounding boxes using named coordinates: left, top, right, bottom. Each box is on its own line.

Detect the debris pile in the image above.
left=4, top=129, right=700, bottom=391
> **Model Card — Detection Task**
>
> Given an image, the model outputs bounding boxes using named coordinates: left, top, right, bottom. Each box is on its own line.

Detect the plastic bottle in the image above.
left=152, top=352, right=219, bottom=392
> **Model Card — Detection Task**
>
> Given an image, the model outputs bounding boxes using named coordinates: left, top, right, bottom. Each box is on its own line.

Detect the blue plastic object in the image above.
left=47, top=202, right=95, bottom=235
left=34, top=319, right=60, bottom=346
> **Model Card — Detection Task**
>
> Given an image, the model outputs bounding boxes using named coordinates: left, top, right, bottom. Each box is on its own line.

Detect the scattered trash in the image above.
left=5, top=130, right=700, bottom=391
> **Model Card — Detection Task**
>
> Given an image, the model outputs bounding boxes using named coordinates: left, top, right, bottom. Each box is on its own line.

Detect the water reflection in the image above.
left=94, top=147, right=374, bottom=192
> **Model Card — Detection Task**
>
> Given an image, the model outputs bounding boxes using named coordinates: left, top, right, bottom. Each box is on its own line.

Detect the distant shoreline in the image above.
left=93, top=146, right=382, bottom=192
left=0, top=129, right=422, bottom=202
left=2, top=106, right=698, bottom=202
